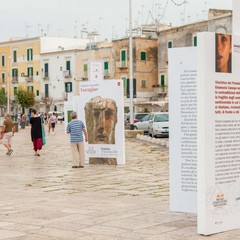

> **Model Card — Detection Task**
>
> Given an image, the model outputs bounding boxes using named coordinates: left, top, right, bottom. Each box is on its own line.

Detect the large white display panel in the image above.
left=79, top=80, right=125, bottom=164
left=169, top=47, right=198, bottom=213
left=64, top=96, right=79, bottom=133
left=197, top=32, right=240, bottom=235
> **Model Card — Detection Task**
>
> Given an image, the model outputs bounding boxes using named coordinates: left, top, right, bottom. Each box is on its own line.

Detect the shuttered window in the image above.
left=13, top=50, right=17, bottom=62
left=27, top=49, right=33, bottom=61
left=104, top=62, right=109, bottom=76
left=141, top=51, right=146, bottom=61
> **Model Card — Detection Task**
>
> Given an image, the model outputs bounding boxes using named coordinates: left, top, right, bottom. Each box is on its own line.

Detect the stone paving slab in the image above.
left=0, top=124, right=240, bottom=239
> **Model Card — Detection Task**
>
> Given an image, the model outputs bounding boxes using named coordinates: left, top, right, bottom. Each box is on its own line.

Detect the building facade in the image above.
left=0, top=37, right=89, bottom=115
left=0, top=10, right=233, bottom=116
left=112, top=37, right=158, bottom=112
left=158, top=9, right=232, bottom=106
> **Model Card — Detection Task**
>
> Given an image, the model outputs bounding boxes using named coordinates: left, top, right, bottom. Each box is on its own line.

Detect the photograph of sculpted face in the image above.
left=84, top=96, right=118, bottom=165
left=84, top=96, right=118, bottom=145
left=215, top=33, right=232, bottom=73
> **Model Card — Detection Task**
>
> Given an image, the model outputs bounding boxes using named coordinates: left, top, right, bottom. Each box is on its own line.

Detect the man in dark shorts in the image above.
left=50, top=112, right=57, bottom=135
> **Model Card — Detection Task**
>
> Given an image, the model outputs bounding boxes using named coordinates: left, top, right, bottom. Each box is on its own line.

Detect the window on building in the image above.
left=2, top=73, right=5, bottom=83
left=13, top=86, right=18, bottom=95
left=141, top=80, right=146, bottom=88
left=140, top=51, right=146, bottom=61
left=66, top=61, right=71, bottom=71
left=121, top=49, right=127, bottom=67
left=27, top=48, right=33, bottom=61
left=122, top=77, right=127, bottom=95
left=160, top=75, right=165, bottom=86
left=36, top=71, right=39, bottom=76
left=65, top=82, right=72, bottom=92
left=1, top=55, right=5, bottom=67
left=160, top=75, right=166, bottom=92
left=27, top=67, right=33, bottom=77
left=12, top=69, right=18, bottom=77
left=83, top=64, right=88, bottom=77
left=28, top=86, right=34, bottom=92
left=45, top=84, right=49, bottom=98
left=44, top=63, right=49, bottom=77
left=13, top=50, right=17, bottom=62
left=168, top=41, right=173, bottom=48
left=104, top=61, right=109, bottom=76
left=36, top=90, right=39, bottom=96
left=126, top=78, right=136, bottom=98
left=193, top=36, right=197, bottom=47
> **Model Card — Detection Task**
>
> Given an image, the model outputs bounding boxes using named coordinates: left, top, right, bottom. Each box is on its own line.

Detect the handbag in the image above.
left=40, top=117, right=46, bottom=145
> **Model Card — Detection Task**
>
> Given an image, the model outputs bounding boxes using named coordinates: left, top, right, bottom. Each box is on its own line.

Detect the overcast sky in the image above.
left=0, top=0, right=232, bottom=42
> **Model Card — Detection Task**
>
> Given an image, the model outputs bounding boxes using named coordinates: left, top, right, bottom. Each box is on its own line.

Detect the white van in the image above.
left=148, top=112, right=169, bottom=137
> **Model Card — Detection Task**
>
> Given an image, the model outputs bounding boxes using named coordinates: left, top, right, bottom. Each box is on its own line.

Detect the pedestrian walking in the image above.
left=66, top=111, right=88, bottom=168
left=1, top=113, right=15, bottom=155
left=50, top=112, right=57, bottom=135
left=30, top=109, right=44, bottom=156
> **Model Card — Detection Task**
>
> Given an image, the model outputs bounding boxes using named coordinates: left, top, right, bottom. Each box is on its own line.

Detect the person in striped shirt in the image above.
left=66, top=111, right=88, bottom=168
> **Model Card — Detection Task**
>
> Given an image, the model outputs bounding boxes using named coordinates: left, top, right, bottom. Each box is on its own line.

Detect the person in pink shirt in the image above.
left=50, top=113, right=57, bottom=135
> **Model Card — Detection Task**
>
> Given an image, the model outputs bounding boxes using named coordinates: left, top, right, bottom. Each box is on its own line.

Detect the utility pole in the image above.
left=7, top=57, right=11, bottom=113
left=129, top=0, right=134, bottom=129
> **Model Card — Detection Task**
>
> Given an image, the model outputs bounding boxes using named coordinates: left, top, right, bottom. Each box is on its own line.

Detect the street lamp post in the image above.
left=129, top=0, right=134, bottom=128
left=7, top=57, right=11, bottom=113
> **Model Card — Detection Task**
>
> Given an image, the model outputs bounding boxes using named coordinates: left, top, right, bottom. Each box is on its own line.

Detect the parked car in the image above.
left=133, top=114, right=151, bottom=134
left=125, top=113, right=149, bottom=129
left=148, top=112, right=169, bottom=138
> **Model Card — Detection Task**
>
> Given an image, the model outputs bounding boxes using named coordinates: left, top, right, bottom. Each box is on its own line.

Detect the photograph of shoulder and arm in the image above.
left=215, top=33, right=232, bottom=73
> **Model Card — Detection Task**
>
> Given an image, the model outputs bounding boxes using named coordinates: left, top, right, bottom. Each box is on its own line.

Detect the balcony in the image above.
left=42, top=96, right=51, bottom=105
left=12, top=77, right=18, bottom=83
left=25, top=76, right=33, bottom=82
left=116, top=61, right=127, bottom=69
left=153, top=85, right=167, bottom=98
left=81, top=72, right=88, bottom=80
left=43, top=72, right=49, bottom=80
left=104, top=75, right=110, bottom=79
left=63, top=70, right=72, bottom=78
left=104, top=70, right=110, bottom=79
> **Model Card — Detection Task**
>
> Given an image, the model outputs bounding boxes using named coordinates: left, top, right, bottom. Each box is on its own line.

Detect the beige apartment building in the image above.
left=0, top=37, right=41, bottom=114
left=75, top=41, right=114, bottom=93
left=158, top=9, right=232, bottom=108
left=112, top=37, right=158, bottom=112
left=0, top=45, right=11, bottom=92
left=75, top=37, right=159, bottom=113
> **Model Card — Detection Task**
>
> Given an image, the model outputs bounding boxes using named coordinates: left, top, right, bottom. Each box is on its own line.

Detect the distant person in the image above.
left=43, top=113, right=47, bottom=124
left=1, top=113, right=15, bottom=155
left=66, top=111, right=88, bottom=168
left=215, top=33, right=232, bottom=73
left=21, top=113, right=27, bottom=129
left=50, top=112, right=57, bottom=135
left=30, top=109, right=44, bottom=156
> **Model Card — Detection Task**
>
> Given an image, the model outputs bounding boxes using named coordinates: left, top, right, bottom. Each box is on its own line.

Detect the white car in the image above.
left=148, top=112, right=169, bottom=138
left=133, top=114, right=150, bottom=134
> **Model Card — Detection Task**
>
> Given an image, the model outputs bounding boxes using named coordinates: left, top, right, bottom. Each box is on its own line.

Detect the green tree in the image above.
left=0, top=89, right=7, bottom=107
left=15, top=86, right=35, bottom=112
